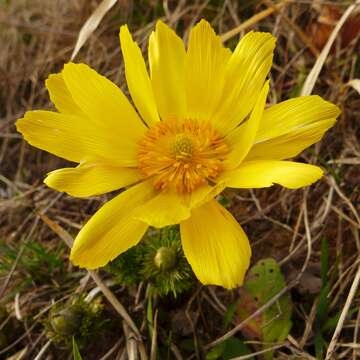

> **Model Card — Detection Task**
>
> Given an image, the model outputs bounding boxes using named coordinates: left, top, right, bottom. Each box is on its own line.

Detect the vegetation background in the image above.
left=0, top=0, right=359, bottom=359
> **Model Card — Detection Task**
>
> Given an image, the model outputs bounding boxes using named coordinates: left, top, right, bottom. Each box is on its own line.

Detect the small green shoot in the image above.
left=72, top=337, right=83, bottom=360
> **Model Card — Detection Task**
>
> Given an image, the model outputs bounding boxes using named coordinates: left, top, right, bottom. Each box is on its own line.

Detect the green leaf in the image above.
left=223, top=302, right=237, bottom=329
left=72, top=337, right=83, bottom=360
left=206, top=342, right=226, bottom=360
left=322, top=312, right=341, bottom=333
left=237, top=259, right=292, bottom=359
left=314, top=331, right=326, bottom=360
left=206, top=337, right=254, bottom=360
left=322, top=307, right=358, bottom=333
left=317, top=282, right=330, bottom=329
left=222, top=338, right=254, bottom=360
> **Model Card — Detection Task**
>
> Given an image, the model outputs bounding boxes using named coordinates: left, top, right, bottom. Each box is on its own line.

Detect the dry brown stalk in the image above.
left=220, top=1, right=289, bottom=42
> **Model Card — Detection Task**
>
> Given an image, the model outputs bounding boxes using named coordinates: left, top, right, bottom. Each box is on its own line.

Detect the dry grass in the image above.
left=0, top=0, right=360, bottom=359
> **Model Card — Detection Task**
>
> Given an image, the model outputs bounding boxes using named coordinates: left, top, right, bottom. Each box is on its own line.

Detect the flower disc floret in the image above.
left=137, top=119, right=229, bottom=193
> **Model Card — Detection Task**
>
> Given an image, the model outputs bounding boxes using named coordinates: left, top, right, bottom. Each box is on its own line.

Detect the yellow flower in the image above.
left=16, top=20, right=340, bottom=289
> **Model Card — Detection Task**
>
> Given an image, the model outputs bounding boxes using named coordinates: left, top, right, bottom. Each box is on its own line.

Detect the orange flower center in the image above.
left=137, top=119, right=229, bottom=193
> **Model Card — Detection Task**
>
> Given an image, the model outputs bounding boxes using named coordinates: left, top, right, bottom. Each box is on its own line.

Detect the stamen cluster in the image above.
left=138, top=119, right=229, bottom=193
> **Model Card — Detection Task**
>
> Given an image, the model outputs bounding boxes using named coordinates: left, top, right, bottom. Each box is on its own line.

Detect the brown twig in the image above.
left=326, top=265, right=360, bottom=359
left=220, top=1, right=290, bottom=42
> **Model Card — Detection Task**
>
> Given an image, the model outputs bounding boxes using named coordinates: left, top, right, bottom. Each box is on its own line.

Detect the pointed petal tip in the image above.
left=44, top=73, right=56, bottom=87
left=155, top=19, right=167, bottom=30
left=61, top=61, right=84, bottom=75
left=311, top=94, right=341, bottom=116
left=15, top=112, right=37, bottom=138
left=119, top=23, right=129, bottom=32
left=15, top=115, right=25, bottom=133
left=242, top=31, right=277, bottom=52
left=254, top=30, right=277, bottom=41
left=286, top=164, right=323, bottom=189
left=154, top=19, right=179, bottom=36
left=224, top=161, right=325, bottom=190
left=196, top=18, right=212, bottom=28
left=119, top=24, right=131, bottom=41
left=189, top=18, right=218, bottom=43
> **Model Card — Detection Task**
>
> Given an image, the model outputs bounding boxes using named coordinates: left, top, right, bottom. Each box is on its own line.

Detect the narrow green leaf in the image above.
left=314, top=331, right=326, bottom=360
left=322, top=307, right=358, bottom=333
left=72, top=337, right=83, bottom=360
left=223, top=302, right=237, bottom=329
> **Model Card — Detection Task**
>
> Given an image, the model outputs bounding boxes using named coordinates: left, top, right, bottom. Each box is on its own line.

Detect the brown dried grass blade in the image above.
left=325, top=266, right=360, bottom=360
left=220, top=1, right=288, bottom=42
left=5, top=347, right=28, bottom=360
left=150, top=310, right=159, bottom=360
left=301, top=1, right=360, bottom=96
left=71, top=0, right=118, bottom=60
left=348, top=79, right=360, bottom=94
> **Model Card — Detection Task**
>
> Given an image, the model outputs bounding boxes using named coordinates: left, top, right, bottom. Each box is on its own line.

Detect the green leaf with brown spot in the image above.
left=237, top=258, right=292, bottom=359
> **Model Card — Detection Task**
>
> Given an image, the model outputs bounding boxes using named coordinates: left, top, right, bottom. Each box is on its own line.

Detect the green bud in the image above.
left=50, top=308, right=81, bottom=336
left=154, top=246, right=177, bottom=271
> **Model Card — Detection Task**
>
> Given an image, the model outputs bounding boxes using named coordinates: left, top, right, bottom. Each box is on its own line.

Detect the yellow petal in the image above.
left=44, top=163, right=142, bottom=198
left=212, top=32, right=275, bottom=134
left=185, top=19, right=231, bottom=120
left=246, top=95, right=340, bottom=160
left=16, top=111, right=139, bottom=166
left=70, top=181, right=153, bottom=269
left=133, top=190, right=190, bottom=228
left=255, top=95, right=340, bottom=141
left=148, top=20, right=186, bottom=121
left=221, top=160, right=323, bottom=189
left=187, top=181, right=227, bottom=209
left=62, top=62, right=146, bottom=141
left=180, top=200, right=251, bottom=289
left=225, top=81, right=269, bottom=169
left=120, top=25, right=160, bottom=126
left=246, top=119, right=336, bottom=161
left=45, top=73, right=83, bottom=115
